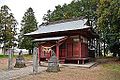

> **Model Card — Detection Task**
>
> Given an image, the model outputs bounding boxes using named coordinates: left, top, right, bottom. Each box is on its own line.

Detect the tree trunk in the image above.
left=118, top=53, right=120, bottom=60
left=112, top=53, right=117, bottom=57
left=29, top=49, right=32, bottom=55
left=98, top=42, right=103, bottom=57
left=103, top=41, right=106, bottom=57
left=3, top=46, right=6, bottom=55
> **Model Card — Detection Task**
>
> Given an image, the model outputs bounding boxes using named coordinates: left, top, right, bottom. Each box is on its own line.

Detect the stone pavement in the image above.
left=0, top=66, right=47, bottom=80
left=40, top=61, right=97, bottom=68
left=61, top=62, right=97, bottom=68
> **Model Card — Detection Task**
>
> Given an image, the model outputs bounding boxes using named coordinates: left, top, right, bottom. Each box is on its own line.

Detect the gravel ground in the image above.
left=15, top=64, right=120, bottom=80
left=0, top=58, right=120, bottom=80
left=0, top=66, right=47, bottom=80
left=15, top=66, right=120, bottom=80
left=15, top=58, right=120, bottom=80
left=0, top=58, right=46, bottom=80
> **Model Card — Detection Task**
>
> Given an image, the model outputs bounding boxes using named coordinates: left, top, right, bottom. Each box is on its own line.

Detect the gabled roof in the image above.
left=33, top=36, right=65, bottom=42
left=25, top=19, right=90, bottom=36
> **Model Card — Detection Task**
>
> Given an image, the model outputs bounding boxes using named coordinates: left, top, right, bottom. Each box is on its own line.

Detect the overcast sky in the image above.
left=0, top=0, right=73, bottom=30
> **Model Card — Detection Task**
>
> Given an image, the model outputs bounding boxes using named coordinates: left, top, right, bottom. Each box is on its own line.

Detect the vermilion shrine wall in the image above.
left=38, top=35, right=88, bottom=63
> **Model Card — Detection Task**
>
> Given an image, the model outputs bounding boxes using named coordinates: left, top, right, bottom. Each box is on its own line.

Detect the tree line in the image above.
left=43, top=0, right=120, bottom=58
left=0, top=5, right=17, bottom=54
left=0, top=5, right=37, bottom=55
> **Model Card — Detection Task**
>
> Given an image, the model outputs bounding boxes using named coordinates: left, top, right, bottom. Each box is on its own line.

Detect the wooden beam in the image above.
left=58, top=36, right=68, bottom=43
left=56, top=44, right=59, bottom=59
left=38, top=46, right=41, bottom=65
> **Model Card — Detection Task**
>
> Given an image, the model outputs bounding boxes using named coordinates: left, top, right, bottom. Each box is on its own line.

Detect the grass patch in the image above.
left=0, top=54, right=17, bottom=59
left=0, top=54, right=32, bottom=60
left=23, top=54, right=32, bottom=61
left=0, top=55, right=8, bottom=58
left=103, top=63, right=120, bottom=72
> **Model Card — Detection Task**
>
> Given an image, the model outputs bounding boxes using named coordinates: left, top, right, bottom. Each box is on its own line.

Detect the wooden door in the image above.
left=81, top=43, right=88, bottom=58
left=66, top=43, right=73, bottom=58
left=73, top=42, right=80, bottom=58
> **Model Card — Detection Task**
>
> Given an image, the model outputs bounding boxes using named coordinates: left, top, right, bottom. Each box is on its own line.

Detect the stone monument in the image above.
left=8, top=49, right=13, bottom=70
left=14, top=50, right=26, bottom=68
left=46, top=50, right=60, bottom=72
left=33, top=47, right=38, bottom=74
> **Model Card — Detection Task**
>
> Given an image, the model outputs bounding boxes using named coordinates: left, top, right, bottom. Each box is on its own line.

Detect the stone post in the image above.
left=33, top=47, right=38, bottom=74
left=8, top=49, right=13, bottom=70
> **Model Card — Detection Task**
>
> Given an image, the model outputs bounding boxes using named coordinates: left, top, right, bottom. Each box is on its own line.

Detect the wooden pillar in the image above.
left=78, top=60, right=80, bottom=64
left=82, top=60, right=84, bottom=64
left=79, top=41, right=81, bottom=58
left=56, top=44, right=59, bottom=60
left=38, top=46, right=41, bottom=65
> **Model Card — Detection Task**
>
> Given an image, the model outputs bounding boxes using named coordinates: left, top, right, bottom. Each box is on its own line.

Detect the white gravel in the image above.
left=0, top=66, right=47, bottom=80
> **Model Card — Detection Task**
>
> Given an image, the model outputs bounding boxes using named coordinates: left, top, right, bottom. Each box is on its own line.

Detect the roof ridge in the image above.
left=40, top=17, right=85, bottom=26
left=49, top=17, right=85, bottom=25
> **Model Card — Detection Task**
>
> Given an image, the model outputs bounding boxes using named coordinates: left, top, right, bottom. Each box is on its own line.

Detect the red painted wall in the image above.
left=66, top=36, right=88, bottom=58
left=66, top=43, right=73, bottom=58
left=66, top=38, right=73, bottom=58
left=81, top=43, right=88, bottom=58
left=59, top=48, right=66, bottom=58
left=73, top=42, right=80, bottom=58
left=38, top=36, right=89, bottom=62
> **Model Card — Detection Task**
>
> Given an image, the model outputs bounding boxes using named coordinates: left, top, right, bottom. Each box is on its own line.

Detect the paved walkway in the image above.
left=0, top=66, right=47, bottom=80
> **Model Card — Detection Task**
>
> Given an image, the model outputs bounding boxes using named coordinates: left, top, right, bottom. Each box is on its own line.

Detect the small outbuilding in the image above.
left=25, top=18, right=98, bottom=64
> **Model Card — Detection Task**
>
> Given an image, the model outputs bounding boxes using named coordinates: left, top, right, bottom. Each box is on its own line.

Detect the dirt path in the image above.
left=15, top=58, right=120, bottom=80
left=0, top=58, right=8, bottom=71
left=15, top=64, right=120, bottom=80
left=0, top=57, right=32, bottom=71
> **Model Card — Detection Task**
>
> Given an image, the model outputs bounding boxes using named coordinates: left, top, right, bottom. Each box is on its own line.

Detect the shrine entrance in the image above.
left=41, top=46, right=54, bottom=61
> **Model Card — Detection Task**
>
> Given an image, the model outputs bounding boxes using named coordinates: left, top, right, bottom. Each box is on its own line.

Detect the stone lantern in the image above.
left=14, top=50, right=26, bottom=68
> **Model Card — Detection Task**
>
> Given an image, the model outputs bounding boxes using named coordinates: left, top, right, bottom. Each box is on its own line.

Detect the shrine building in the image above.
left=25, top=18, right=98, bottom=64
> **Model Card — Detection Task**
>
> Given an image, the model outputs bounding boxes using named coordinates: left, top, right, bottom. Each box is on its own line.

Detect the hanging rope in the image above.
left=41, top=44, right=56, bottom=53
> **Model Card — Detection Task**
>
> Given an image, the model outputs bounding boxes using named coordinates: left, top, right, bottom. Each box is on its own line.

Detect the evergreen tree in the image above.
left=19, top=7, right=38, bottom=55
left=0, top=5, right=17, bottom=54
left=0, top=12, right=3, bottom=44
left=43, top=0, right=120, bottom=58
left=43, top=0, right=98, bottom=26
left=97, top=0, right=120, bottom=57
